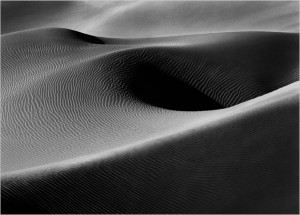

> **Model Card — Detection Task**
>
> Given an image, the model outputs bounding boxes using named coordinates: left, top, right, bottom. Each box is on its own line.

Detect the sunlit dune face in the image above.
left=1, top=1, right=299, bottom=37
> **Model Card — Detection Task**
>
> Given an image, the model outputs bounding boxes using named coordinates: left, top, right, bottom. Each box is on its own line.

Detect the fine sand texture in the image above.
left=1, top=1, right=299, bottom=214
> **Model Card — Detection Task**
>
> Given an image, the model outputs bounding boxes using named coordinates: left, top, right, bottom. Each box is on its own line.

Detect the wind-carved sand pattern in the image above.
left=1, top=1, right=299, bottom=214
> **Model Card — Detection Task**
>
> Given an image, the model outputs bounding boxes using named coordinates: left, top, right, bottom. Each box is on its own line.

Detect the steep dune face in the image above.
left=1, top=1, right=299, bottom=214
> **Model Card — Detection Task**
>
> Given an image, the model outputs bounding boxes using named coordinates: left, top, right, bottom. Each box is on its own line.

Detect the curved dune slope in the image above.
left=1, top=28, right=299, bottom=213
left=1, top=1, right=298, bottom=37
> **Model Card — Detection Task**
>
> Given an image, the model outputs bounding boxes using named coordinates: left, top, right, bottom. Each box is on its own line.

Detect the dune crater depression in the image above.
left=1, top=1, right=299, bottom=214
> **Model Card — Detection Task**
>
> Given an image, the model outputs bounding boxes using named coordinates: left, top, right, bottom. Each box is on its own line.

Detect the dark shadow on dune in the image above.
left=71, top=30, right=105, bottom=44
left=1, top=197, right=45, bottom=214
left=132, top=63, right=223, bottom=111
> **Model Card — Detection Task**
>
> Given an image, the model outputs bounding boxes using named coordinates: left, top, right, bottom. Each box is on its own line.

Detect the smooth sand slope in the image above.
left=1, top=28, right=299, bottom=213
left=1, top=1, right=299, bottom=37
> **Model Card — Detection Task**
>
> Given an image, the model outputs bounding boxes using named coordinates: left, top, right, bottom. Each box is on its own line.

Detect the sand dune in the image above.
left=1, top=1, right=299, bottom=37
left=1, top=1, right=299, bottom=214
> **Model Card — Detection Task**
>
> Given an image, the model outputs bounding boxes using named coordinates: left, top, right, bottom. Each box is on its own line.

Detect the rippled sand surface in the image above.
left=1, top=1, right=299, bottom=214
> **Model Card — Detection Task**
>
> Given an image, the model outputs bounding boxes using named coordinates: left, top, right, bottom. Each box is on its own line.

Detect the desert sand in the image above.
left=1, top=1, right=299, bottom=214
